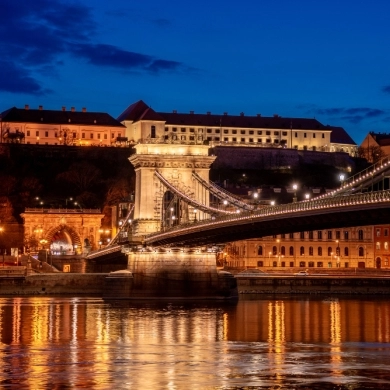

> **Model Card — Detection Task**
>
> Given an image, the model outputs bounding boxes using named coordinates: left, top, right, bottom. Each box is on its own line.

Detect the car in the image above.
left=294, top=270, right=309, bottom=276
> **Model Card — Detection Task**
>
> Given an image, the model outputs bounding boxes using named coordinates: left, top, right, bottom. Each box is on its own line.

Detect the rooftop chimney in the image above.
left=223, top=112, right=228, bottom=116
left=25, top=104, right=29, bottom=110
left=71, top=107, right=75, bottom=112
left=190, top=111, right=194, bottom=114
left=39, top=105, right=43, bottom=110
left=62, top=106, right=66, bottom=111
left=82, top=107, right=86, bottom=112
left=173, top=110, right=177, bottom=114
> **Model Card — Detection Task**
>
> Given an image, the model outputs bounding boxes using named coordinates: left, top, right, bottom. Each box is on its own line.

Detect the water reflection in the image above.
left=0, top=296, right=390, bottom=388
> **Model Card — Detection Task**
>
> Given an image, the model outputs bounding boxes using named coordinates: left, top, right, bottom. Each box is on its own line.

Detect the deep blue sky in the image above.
left=2, top=0, right=390, bottom=144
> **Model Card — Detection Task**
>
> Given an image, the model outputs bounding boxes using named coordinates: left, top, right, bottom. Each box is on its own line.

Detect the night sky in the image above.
left=2, top=0, right=390, bottom=144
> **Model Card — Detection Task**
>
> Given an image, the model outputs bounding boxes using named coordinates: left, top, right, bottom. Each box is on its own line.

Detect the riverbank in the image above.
left=1, top=273, right=390, bottom=296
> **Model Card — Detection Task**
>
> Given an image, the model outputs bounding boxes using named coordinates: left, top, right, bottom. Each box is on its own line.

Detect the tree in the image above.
left=56, top=161, right=101, bottom=192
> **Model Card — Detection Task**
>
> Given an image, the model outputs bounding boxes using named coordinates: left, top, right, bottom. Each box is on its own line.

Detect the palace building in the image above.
left=1, top=100, right=357, bottom=155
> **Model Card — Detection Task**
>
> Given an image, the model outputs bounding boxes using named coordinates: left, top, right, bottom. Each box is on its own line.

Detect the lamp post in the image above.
left=305, top=193, right=310, bottom=201
left=194, top=209, right=198, bottom=222
left=292, top=184, right=298, bottom=202
left=253, top=192, right=259, bottom=209
left=339, top=173, right=345, bottom=187
left=223, top=200, right=228, bottom=210
left=336, top=240, right=340, bottom=267
left=270, top=200, right=275, bottom=206
left=276, top=238, right=281, bottom=267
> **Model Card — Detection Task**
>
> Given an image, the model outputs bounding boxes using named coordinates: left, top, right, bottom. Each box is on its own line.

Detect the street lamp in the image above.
left=223, top=200, right=228, bottom=210
left=270, top=200, right=275, bottom=206
left=194, top=209, right=198, bottom=222
left=336, top=240, right=340, bottom=267
left=292, top=184, right=298, bottom=202
left=305, top=193, right=310, bottom=201
left=253, top=192, right=259, bottom=208
left=276, top=238, right=281, bottom=267
left=339, top=173, right=345, bottom=187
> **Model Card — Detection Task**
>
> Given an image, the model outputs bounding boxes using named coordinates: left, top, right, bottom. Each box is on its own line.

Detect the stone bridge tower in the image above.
left=129, top=143, right=216, bottom=239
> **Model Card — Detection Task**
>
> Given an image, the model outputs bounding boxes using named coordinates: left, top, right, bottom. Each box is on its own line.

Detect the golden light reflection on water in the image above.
left=0, top=297, right=389, bottom=388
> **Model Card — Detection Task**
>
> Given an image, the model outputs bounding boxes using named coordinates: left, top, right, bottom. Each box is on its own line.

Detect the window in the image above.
left=240, top=130, right=245, bottom=135
left=240, top=138, right=245, bottom=143
left=232, top=130, right=237, bottom=134
left=358, top=230, right=364, bottom=240
left=273, top=261, right=277, bottom=267
left=344, top=247, right=349, bottom=256
left=317, top=262, right=323, bottom=267
left=27, top=130, right=30, bottom=136
left=313, top=133, right=316, bottom=138
left=257, top=138, right=262, bottom=143
left=232, top=137, right=237, bottom=142
left=97, top=133, right=100, bottom=139
left=82, top=133, right=85, bottom=139
left=214, top=129, right=220, bottom=134
left=223, top=137, right=228, bottom=142
left=181, top=135, right=186, bottom=141
left=181, top=127, right=186, bottom=133
left=376, top=228, right=381, bottom=237
left=282, top=131, right=288, bottom=136
left=90, top=133, right=93, bottom=139
left=249, top=138, right=254, bottom=143
left=257, top=246, right=263, bottom=256
left=190, top=136, right=195, bottom=141
left=73, top=132, right=76, bottom=138
left=328, top=247, right=332, bottom=256
left=309, top=247, right=313, bottom=256
left=104, top=134, right=107, bottom=139
left=266, top=139, right=271, bottom=143
left=274, top=139, right=279, bottom=144
left=309, top=231, right=313, bottom=240
left=207, top=137, right=212, bottom=141
left=336, top=231, right=340, bottom=239
left=272, top=246, right=277, bottom=255
left=198, top=128, right=203, bottom=133
left=151, top=126, right=156, bottom=138
left=215, top=137, right=220, bottom=141
left=299, top=261, right=306, bottom=267
left=318, top=247, right=322, bottom=256
left=318, top=231, right=322, bottom=240
left=376, top=242, right=381, bottom=250
left=328, top=231, right=332, bottom=240
left=257, top=261, right=264, bottom=267
left=207, top=129, right=212, bottom=134
left=300, top=231, right=305, bottom=239
left=304, top=133, right=307, bottom=138
left=300, top=246, right=304, bottom=256
left=295, top=132, right=298, bottom=137
left=274, top=131, right=279, bottom=136
left=172, top=127, right=177, bottom=132
left=289, top=246, right=294, bottom=256
left=249, top=130, right=254, bottom=135
left=385, top=242, right=389, bottom=250
left=266, top=131, right=271, bottom=135
left=257, top=131, right=262, bottom=135
left=111, top=133, right=115, bottom=138
left=190, top=128, right=195, bottom=133
left=344, top=231, right=349, bottom=240
left=289, top=233, right=294, bottom=239
left=164, top=127, right=169, bottom=132
left=281, top=246, right=286, bottom=256
left=358, top=247, right=364, bottom=257
left=224, top=129, right=229, bottom=134
left=45, top=131, right=48, bottom=137
left=308, top=261, right=315, bottom=267
left=322, top=133, right=325, bottom=138
left=385, top=229, right=389, bottom=237
left=36, top=131, right=39, bottom=136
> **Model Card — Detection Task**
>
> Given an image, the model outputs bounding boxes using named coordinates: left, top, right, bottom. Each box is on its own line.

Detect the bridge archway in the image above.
left=45, top=225, right=82, bottom=255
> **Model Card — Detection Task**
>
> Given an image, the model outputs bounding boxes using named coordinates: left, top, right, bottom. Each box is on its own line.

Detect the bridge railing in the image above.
left=319, top=155, right=390, bottom=199
left=24, top=208, right=102, bottom=214
left=145, top=190, right=390, bottom=242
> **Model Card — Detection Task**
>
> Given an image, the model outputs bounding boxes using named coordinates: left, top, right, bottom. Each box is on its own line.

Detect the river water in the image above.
left=0, top=296, right=390, bottom=389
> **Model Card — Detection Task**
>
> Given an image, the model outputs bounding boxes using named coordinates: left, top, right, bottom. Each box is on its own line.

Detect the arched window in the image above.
left=257, top=246, right=263, bottom=256
left=300, top=246, right=305, bottom=256
left=344, top=247, right=349, bottom=256
left=328, top=247, right=332, bottom=256
left=318, top=247, right=322, bottom=256
left=289, top=246, right=294, bottom=256
left=309, top=247, right=314, bottom=256
left=358, top=247, right=364, bottom=257
left=273, top=246, right=277, bottom=255
left=281, top=246, right=285, bottom=256
left=358, top=230, right=364, bottom=240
